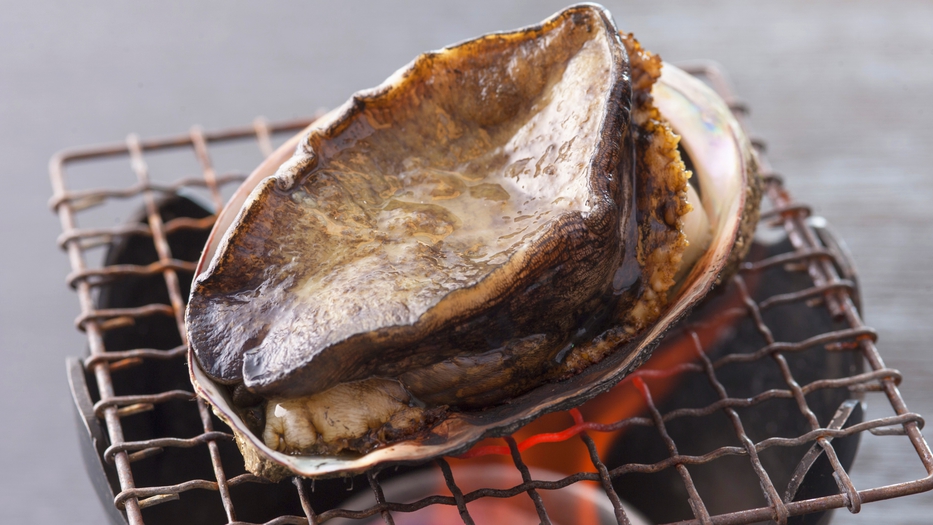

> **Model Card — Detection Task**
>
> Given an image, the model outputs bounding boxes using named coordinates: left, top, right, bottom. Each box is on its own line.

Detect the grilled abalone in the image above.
left=187, top=4, right=760, bottom=479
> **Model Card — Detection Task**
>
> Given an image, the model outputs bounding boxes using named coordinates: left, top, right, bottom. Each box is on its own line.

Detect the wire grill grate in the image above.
left=51, top=65, right=933, bottom=525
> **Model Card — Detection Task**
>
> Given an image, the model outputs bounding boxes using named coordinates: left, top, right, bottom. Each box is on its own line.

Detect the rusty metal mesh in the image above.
left=51, top=65, right=933, bottom=525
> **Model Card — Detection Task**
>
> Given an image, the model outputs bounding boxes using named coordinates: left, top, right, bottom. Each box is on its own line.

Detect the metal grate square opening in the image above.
left=51, top=65, right=933, bottom=525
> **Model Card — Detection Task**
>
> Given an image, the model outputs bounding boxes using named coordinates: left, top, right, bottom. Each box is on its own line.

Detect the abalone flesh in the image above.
left=187, top=4, right=760, bottom=479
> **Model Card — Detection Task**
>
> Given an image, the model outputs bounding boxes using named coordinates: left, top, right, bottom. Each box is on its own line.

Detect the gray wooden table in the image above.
left=2, top=1, right=930, bottom=523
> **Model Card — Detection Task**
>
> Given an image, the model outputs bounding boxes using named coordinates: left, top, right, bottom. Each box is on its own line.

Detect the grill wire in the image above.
left=50, top=64, right=933, bottom=525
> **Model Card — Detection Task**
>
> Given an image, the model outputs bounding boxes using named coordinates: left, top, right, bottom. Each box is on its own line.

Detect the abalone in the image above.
left=187, top=4, right=760, bottom=479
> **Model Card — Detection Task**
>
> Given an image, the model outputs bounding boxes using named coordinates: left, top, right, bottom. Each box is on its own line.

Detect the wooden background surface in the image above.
left=1, top=1, right=930, bottom=523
